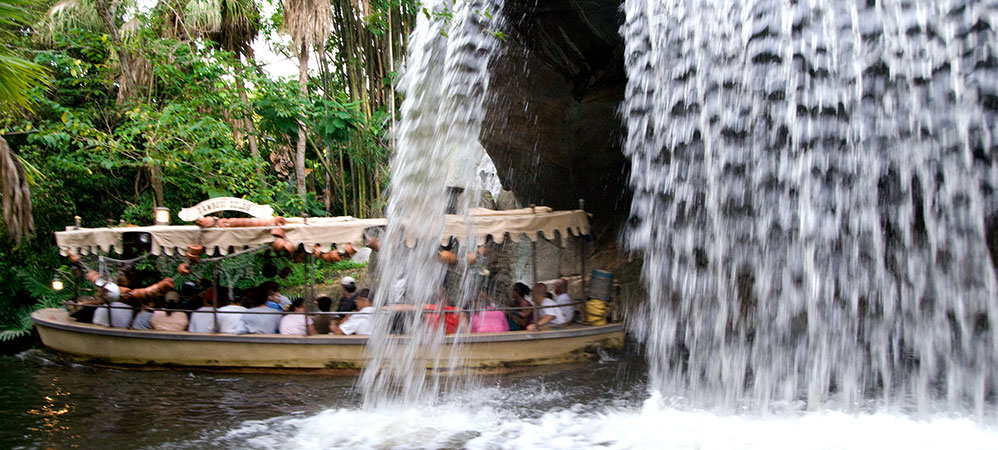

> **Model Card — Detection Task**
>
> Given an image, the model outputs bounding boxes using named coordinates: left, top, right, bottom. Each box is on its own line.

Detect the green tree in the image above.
left=0, top=0, right=425, bottom=341
left=281, top=0, right=330, bottom=203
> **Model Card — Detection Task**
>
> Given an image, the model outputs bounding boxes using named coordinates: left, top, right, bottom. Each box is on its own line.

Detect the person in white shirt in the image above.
left=530, top=280, right=574, bottom=330
left=216, top=293, right=248, bottom=334
left=91, top=281, right=134, bottom=328
left=333, top=289, right=374, bottom=336
left=551, top=278, right=576, bottom=324
left=243, top=287, right=281, bottom=334
left=188, top=290, right=218, bottom=333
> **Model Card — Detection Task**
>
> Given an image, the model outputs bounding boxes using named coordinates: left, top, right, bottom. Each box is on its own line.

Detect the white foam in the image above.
left=218, top=390, right=998, bottom=450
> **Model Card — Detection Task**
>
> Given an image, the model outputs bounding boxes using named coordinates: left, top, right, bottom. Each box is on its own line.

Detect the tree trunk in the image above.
left=324, top=144, right=333, bottom=214
left=295, top=42, right=310, bottom=203
left=374, top=165, right=378, bottom=209
left=350, top=154, right=358, bottom=216
left=338, top=146, right=348, bottom=216
left=360, top=164, right=371, bottom=218
left=94, top=0, right=137, bottom=104
left=235, top=67, right=265, bottom=188
left=388, top=12, right=396, bottom=146
left=149, top=162, right=165, bottom=208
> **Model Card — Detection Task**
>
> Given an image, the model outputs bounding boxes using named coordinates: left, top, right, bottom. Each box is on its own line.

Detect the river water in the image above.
left=4, top=348, right=998, bottom=449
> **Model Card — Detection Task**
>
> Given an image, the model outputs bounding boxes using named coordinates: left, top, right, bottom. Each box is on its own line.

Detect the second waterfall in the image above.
left=621, top=0, right=998, bottom=416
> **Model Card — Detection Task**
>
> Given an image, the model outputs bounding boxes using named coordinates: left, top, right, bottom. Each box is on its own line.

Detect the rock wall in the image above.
left=482, top=0, right=629, bottom=238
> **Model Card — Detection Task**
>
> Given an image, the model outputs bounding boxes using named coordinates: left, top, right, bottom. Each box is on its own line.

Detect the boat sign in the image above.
left=178, top=197, right=275, bottom=221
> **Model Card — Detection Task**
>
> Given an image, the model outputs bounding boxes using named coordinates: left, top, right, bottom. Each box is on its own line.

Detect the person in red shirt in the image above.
left=423, top=287, right=467, bottom=334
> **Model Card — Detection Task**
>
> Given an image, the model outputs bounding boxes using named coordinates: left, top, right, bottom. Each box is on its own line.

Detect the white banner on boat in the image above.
left=178, top=197, right=275, bottom=221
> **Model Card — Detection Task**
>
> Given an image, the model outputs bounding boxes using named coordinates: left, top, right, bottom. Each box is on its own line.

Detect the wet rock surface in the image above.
left=482, top=0, right=630, bottom=238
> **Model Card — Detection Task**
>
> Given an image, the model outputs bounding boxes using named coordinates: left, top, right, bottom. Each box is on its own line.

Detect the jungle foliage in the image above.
left=0, top=0, right=418, bottom=340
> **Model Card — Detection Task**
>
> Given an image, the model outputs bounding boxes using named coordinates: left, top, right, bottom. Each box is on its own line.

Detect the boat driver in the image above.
left=335, top=276, right=358, bottom=318
left=332, top=288, right=374, bottom=336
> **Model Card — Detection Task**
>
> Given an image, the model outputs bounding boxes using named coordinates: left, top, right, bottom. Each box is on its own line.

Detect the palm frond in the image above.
left=205, top=0, right=260, bottom=56
left=120, top=16, right=142, bottom=41
left=185, top=0, right=222, bottom=32
left=0, top=304, right=35, bottom=342
left=0, top=137, right=33, bottom=243
left=0, top=0, right=39, bottom=26
left=15, top=153, right=44, bottom=186
left=282, top=0, right=331, bottom=48
left=17, top=266, right=71, bottom=305
left=0, top=54, right=47, bottom=114
left=0, top=327, right=30, bottom=342
left=0, top=0, right=49, bottom=113
left=45, top=0, right=104, bottom=36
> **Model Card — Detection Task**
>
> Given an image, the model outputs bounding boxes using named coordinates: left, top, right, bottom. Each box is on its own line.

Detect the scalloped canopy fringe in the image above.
left=56, top=209, right=590, bottom=256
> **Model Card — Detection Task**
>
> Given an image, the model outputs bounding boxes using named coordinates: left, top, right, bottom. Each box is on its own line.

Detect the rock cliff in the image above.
left=482, top=0, right=628, bottom=238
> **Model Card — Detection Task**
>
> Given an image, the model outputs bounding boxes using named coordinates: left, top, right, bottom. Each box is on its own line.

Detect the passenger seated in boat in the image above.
left=279, top=298, right=315, bottom=335
left=264, top=281, right=291, bottom=311
left=92, top=280, right=134, bottom=328
left=312, top=294, right=334, bottom=334
left=151, top=291, right=188, bottom=332
left=470, top=288, right=509, bottom=333
left=424, top=287, right=466, bottom=334
left=506, top=282, right=534, bottom=331
left=243, top=287, right=280, bottom=334
left=216, top=291, right=248, bottom=335
left=550, top=278, right=577, bottom=323
left=180, top=281, right=204, bottom=312
left=68, top=296, right=102, bottom=324
left=529, top=281, right=574, bottom=331
left=332, top=289, right=374, bottom=335
left=131, top=297, right=155, bottom=330
left=335, top=276, right=358, bottom=319
left=188, top=289, right=219, bottom=333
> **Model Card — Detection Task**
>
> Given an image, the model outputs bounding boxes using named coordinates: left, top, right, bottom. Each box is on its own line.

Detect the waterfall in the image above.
left=621, top=0, right=998, bottom=415
left=360, top=0, right=505, bottom=407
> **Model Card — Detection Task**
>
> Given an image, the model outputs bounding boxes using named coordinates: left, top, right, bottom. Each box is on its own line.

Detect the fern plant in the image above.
left=0, top=266, right=75, bottom=341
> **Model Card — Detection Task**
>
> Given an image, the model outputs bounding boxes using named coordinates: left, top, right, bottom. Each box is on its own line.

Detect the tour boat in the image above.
left=33, top=199, right=624, bottom=371
left=32, top=308, right=624, bottom=371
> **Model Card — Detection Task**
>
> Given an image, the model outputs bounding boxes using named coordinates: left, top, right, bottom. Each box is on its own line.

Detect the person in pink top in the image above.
left=470, top=289, right=509, bottom=333
left=150, top=291, right=189, bottom=332
left=279, top=298, right=315, bottom=335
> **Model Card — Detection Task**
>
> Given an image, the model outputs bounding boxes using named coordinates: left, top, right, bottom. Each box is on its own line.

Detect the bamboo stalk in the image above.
left=338, top=145, right=348, bottom=215
left=295, top=41, right=310, bottom=203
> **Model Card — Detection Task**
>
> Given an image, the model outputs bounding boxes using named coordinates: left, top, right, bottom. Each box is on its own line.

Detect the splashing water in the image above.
left=360, top=0, right=505, bottom=407
left=622, top=0, right=998, bottom=415
left=185, top=388, right=998, bottom=449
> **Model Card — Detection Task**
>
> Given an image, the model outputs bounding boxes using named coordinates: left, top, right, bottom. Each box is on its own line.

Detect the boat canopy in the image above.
left=55, top=217, right=388, bottom=256
left=55, top=207, right=590, bottom=256
left=434, top=207, right=590, bottom=246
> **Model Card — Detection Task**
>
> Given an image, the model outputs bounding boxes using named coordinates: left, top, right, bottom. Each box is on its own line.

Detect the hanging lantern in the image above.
left=155, top=207, right=170, bottom=226
left=51, top=273, right=64, bottom=291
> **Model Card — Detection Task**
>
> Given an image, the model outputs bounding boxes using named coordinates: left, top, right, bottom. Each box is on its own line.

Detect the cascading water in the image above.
left=622, top=0, right=998, bottom=415
left=359, top=0, right=505, bottom=407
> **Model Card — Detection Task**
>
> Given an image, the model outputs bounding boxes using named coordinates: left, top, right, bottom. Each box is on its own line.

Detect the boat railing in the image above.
left=60, top=298, right=610, bottom=335
left=62, top=299, right=596, bottom=316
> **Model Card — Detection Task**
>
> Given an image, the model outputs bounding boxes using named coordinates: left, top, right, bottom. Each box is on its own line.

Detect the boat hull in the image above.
left=32, top=308, right=624, bottom=370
